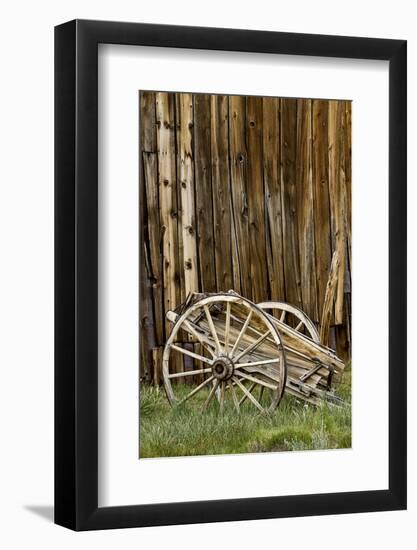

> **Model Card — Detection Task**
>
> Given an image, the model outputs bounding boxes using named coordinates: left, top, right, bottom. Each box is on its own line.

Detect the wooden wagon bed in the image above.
left=162, top=290, right=345, bottom=413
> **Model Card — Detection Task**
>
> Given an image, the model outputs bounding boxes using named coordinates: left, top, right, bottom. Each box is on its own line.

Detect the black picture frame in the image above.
left=55, top=19, right=407, bottom=531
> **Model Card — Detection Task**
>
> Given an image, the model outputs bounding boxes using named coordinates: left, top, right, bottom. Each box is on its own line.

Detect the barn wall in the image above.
left=139, top=91, right=351, bottom=381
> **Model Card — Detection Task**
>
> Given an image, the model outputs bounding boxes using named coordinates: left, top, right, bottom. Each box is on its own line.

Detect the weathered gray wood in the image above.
left=151, top=346, right=163, bottom=386
left=155, top=92, right=180, bottom=335
left=194, top=94, right=216, bottom=292
left=328, top=100, right=347, bottom=325
left=229, top=95, right=251, bottom=297
left=312, top=99, right=332, bottom=318
left=140, top=91, right=157, bottom=152
left=263, top=97, right=285, bottom=301
left=140, top=92, right=158, bottom=377
left=140, top=241, right=155, bottom=383
left=281, top=98, right=302, bottom=309
left=211, top=95, right=233, bottom=291
left=320, top=250, right=340, bottom=346
left=246, top=96, right=268, bottom=302
left=142, top=151, right=164, bottom=344
left=177, top=93, right=199, bottom=297
left=296, top=99, right=319, bottom=322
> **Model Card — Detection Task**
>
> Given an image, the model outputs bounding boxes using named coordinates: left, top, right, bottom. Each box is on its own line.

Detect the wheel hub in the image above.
left=212, top=356, right=234, bottom=381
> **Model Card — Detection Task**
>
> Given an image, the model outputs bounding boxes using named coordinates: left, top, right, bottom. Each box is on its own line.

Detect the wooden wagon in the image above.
left=162, top=289, right=345, bottom=413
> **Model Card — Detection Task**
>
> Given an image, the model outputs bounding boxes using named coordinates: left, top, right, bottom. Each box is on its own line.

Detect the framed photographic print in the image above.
left=55, top=20, right=407, bottom=530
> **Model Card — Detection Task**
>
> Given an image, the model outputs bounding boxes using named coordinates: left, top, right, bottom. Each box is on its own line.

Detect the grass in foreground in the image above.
left=139, top=365, right=351, bottom=458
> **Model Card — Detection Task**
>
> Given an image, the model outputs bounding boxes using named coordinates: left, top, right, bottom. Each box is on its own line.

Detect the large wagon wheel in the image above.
left=163, top=294, right=287, bottom=413
left=257, top=301, right=320, bottom=342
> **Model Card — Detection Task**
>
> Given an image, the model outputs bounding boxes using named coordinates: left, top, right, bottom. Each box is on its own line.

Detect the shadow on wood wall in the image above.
left=140, top=91, right=351, bottom=382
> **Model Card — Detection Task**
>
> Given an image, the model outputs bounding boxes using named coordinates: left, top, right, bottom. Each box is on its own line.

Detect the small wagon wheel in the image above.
left=163, top=293, right=287, bottom=413
left=257, top=301, right=320, bottom=343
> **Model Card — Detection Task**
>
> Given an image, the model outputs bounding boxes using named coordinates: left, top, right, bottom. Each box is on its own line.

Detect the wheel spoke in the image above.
left=238, top=382, right=256, bottom=406
left=224, top=302, right=231, bottom=354
left=259, top=385, right=265, bottom=404
left=229, top=380, right=240, bottom=412
left=203, top=305, right=222, bottom=354
left=202, top=379, right=220, bottom=411
left=280, top=310, right=286, bottom=322
left=295, top=320, right=303, bottom=332
left=168, top=367, right=212, bottom=379
left=235, top=357, right=281, bottom=369
left=229, top=312, right=277, bottom=348
left=182, top=319, right=216, bottom=358
left=233, top=330, right=271, bottom=362
left=178, top=376, right=215, bottom=405
left=230, top=310, right=253, bottom=357
left=219, top=381, right=225, bottom=413
left=234, top=370, right=277, bottom=391
left=233, top=376, right=264, bottom=412
left=170, top=343, right=213, bottom=365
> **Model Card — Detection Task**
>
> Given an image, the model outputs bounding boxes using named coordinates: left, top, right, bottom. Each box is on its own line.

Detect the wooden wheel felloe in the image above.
left=163, top=293, right=287, bottom=413
left=257, top=301, right=320, bottom=342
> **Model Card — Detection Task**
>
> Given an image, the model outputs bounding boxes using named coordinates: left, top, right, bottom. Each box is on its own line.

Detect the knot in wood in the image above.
left=185, top=259, right=192, bottom=270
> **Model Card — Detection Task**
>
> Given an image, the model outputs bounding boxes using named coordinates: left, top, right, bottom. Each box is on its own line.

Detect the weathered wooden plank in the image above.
left=340, top=291, right=352, bottom=361
left=155, top=92, right=180, bottom=336
left=328, top=101, right=338, bottom=254
left=174, top=94, right=185, bottom=305
left=344, top=102, right=352, bottom=356
left=328, top=101, right=349, bottom=325
left=140, top=91, right=157, bottom=152
left=193, top=343, right=205, bottom=384
left=281, top=98, right=302, bottom=309
left=296, top=98, right=319, bottom=322
left=263, top=97, right=285, bottom=302
left=194, top=94, right=216, bottom=293
left=320, top=250, right=340, bottom=346
left=177, top=93, right=199, bottom=298
left=151, top=346, right=163, bottom=386
left=343, top=103, right=352, bottom=363
left=181, top=342, right=195, bottom=385
left=229, top=95, right=251, bottom=297
left=230, top=192, right=242, bottom=294
left=336, top=318, right=349, bottom=362
left=140, top=239, right=156, bottom=383
left=142, top=151, right=164, bottom=344
left=345, top=101, right=352, bottom=270
left=246, top=96, right=268, bottom=303
left=211, top=95, right=233, bottom=292
left=312, top=99, right=332, bottom=319
left=140, top=91, right=158, bottom=371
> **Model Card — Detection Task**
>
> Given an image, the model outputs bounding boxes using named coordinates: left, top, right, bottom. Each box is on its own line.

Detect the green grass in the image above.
left=139, top=365, right=351, bottom=458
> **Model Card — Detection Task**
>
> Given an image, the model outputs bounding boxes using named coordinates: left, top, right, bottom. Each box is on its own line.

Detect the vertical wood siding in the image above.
left=140, top=91, right=352, bottom=379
